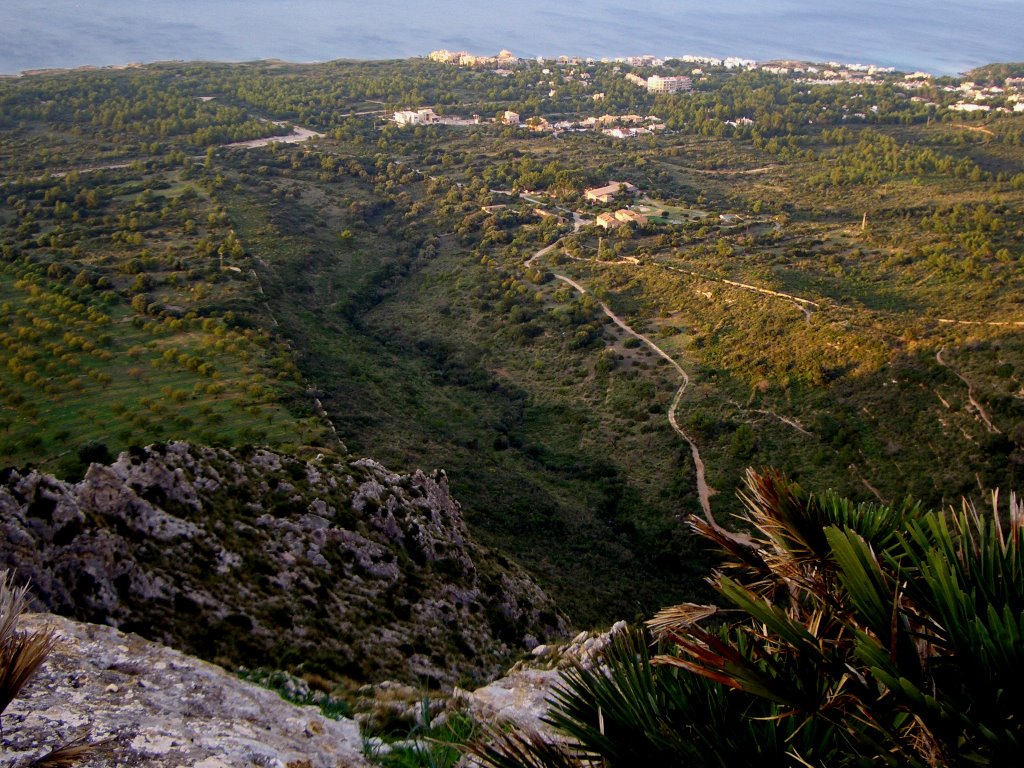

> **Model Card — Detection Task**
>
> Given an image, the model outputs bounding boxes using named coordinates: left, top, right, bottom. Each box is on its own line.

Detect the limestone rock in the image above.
left=3, top=613, right=369, bottom=767
left=0, top=442, right=567, bottom=686
left=456, top=621, right=629, bottom=738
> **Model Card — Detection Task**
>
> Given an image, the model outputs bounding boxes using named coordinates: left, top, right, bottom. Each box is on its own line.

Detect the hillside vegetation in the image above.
left=0, top=57, right=1021, bottom=626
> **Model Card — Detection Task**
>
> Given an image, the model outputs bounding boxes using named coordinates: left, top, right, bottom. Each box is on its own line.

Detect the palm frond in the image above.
left=0, top=627, right=57, bottom=714
left=645, top=603, right=720, bottom=641
left=0, top=570, right=57, bottom=716
left=28, top=736, right=97, bottom=768
left=0, top=570, right=31, bottom=648
left=460, top=725, right=592, bottom=768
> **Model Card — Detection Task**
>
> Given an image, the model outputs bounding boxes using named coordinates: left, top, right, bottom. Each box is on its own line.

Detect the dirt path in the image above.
left=530, top=243, right=716, bottom=523
left=850, top=464, right=887, bottom=504
left=793, top=301, right=814, bottom=323
left=659, top=262, right=821, bottom=310
left=16, top=122, right=324, bottom=182
left=525, top=241, right=558, bottom=269
left=955, top=124, right=996, bottom=137
left=937, top=318, right=1024, bottom=328
left=672, top=164, right=780, bottom=176
left=225, top=123, right=323, bottom=148
left=936, top=346, right=1002, bottom=434
left=727, top=400, right=811, bottom=435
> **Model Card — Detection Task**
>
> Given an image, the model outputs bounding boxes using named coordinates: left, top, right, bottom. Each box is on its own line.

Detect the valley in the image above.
left=1, top=55, right=1022, bottom=642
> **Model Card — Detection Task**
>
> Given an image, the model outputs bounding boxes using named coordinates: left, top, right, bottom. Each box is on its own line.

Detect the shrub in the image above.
left=464, top=470, right=1024, bottom=767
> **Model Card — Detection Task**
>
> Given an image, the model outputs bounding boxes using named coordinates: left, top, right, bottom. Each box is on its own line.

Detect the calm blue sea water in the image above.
left=0, top=0, right=1020, bottom=76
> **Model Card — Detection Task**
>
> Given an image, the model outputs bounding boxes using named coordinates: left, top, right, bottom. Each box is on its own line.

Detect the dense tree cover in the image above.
left=965, top=62, right=1024, bottom=84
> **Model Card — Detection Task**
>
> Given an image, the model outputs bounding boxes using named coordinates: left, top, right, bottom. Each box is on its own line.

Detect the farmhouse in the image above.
left=614, top=209, right=647, bottom=226
left=393, top=108, right=439, bottom=126
left=584, top=181, right=638, bottom=203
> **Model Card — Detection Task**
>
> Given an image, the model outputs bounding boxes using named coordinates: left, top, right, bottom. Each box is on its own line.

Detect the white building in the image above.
left=646, top=75, right=692, bottom=94
left=394, top=108, right=440, bottom=126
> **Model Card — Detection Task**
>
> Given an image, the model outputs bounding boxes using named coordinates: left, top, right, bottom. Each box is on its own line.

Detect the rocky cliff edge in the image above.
left=4, top=612, right=369, bottom=768
left=0, top=442, right=567, bottom=686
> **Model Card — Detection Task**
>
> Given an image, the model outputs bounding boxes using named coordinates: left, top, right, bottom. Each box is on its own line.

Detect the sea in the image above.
left=0, top=0, right=1020, bottom=77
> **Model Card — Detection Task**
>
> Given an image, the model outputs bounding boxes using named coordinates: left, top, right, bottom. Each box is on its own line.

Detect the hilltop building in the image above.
left=646, top=75, right=692, bottom=93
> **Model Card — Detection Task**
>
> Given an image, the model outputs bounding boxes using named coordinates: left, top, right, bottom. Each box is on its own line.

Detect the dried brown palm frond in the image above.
left=0, top=627, right=57, bottom=715
left=0, top=569, right=58, bottom=717
left=960, top=489, right=1024, bottom=554
left=688, top=513, right=768, bottom=572
left=0, top=570, right=32, bottom=647
left=0, top=569, right=94, bottom=767
left=735, top=467, right=836, bottom=563
left=28, top=735, right=98, bottom=768
left=645, top=602, right=720, bottom=641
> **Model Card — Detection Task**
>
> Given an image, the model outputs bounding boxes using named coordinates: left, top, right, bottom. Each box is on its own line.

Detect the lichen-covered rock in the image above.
left=0, top=443, right=567, bottom=685
left=455, top=621, right=629, bottom=737
left=3, top=613, right=369, bottom=768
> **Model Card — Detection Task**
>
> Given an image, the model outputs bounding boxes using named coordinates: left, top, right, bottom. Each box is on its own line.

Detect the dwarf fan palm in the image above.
left=463, top=470, right=1024, bottom=768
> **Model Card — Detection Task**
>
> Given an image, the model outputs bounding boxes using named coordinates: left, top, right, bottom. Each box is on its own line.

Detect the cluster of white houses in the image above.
left=428, top=49, right=521, bottom=67
left=392, top=108, right=668, bottom=138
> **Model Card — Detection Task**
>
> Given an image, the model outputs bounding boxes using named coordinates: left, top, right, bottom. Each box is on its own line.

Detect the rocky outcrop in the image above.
left=0, top=442, right=567, bottom=685
left=4, top=612, right=369, bottom=768
left=457, top=621, right=629, bottom=737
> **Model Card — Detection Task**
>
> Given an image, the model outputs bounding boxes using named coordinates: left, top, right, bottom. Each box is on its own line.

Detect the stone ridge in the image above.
left=5, top=612, right=370, bottom=768
left=0, top=442, right=567, bottom=685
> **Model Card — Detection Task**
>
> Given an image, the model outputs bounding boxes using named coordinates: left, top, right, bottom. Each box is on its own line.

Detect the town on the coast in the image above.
left=392, top=48, right=1024, bottom=135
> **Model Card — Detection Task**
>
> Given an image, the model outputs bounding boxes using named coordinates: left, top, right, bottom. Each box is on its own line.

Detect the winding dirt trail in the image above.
left=936, top=346, right=1002, bottom=434
left=675, top=164, right=780, bottom=176
left=651, top=257, right=1023, bottom=328
left=658, top=262, right=821, bottom=310
left=16, top=122, right=323, bottom=183
left=528, top=242, right=716, bottom=524
left=937, top=318, right=1024, bottom=328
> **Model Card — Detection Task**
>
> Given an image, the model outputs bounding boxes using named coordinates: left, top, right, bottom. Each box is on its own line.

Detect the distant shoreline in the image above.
left=3, top=0, right=1015, bottom=79
left=0, top=53, right=991, bottom=81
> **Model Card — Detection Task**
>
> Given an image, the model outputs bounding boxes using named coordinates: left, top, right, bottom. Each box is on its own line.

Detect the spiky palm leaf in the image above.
left=0, top=570, right=93, bottom=767
left=0, top=627, right=57, bottom=716
left=674, top=472, right=1024, bottom=766
left=466, top=472, right=1024, bottom=767
left=460, top=725, right=594, bottom=768
left=465, top=626, right=847, bottom=768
